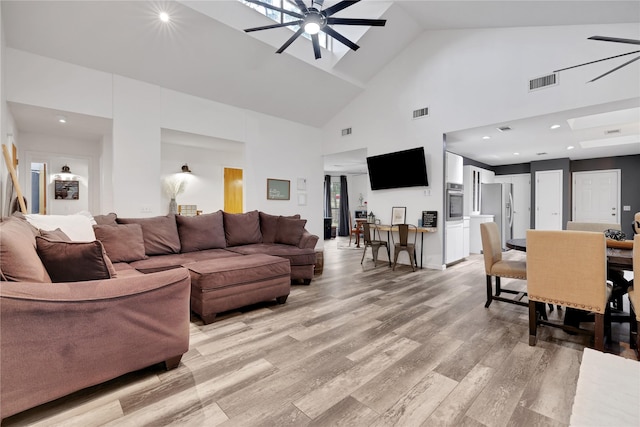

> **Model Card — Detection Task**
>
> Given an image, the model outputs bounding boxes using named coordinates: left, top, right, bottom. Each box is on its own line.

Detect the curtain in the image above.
left=338, top=175, right=350, bottom=236
left=324, top=175, right=331, bottom=218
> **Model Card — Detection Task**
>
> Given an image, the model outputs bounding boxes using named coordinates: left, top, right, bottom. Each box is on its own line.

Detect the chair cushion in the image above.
left=176, top=211, right=226, bottom=252
left=223, top=210, right=262, bottom=246
left=36, top=237, right=116, bottom=282
left=0, top=217, right=52, bottom=282
left=93, top=224, right=148, bottom=262
left=490, top=260, right=527, bottom=279
left=117, top=215, right=181, bottom=255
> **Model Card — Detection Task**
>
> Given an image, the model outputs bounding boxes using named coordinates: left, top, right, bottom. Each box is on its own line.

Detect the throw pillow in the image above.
left=39, top=228, right=71, bottom=241
left=275, top=217, right=307, bottom=246
left=259, top=212, right=300, bottom=243
left=223, top=210, right=262, bottom=246
left=24, top=213, right=96, bottom=242
left=176, top=211, right=226, bottom=252
left=93, top=224, right=148, bottom=262
left=35, top=236, right=116, bottom=282
left=117, top=215, right=181, bottom=255
left=93, top=212, right=117, bottom=225
left=0, top=217, right=52, bottom=282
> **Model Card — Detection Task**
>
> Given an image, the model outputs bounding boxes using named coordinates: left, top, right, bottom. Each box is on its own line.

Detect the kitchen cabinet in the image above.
left=463, top=165, right=496, bottom=216
left=445, top=152, right=463, bottom=184
left=463, top=216, right=470, bottom=257
left=445, top=221, right=464, bottom=264
left=469, top=214, right=494, bottom=254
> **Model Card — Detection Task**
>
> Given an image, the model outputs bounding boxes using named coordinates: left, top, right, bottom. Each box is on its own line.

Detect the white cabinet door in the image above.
left=535, top=170, right=563, bottom=230
left=446, top=152, right=463, bottom=184
left=463, top=217, right=470, bottom=257
left=469, top=215, right=494, bottom=254
left=445, top=222, right=464, bottom=264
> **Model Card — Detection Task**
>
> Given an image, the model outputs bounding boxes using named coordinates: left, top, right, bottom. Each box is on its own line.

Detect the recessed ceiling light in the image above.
left=550, top=124, right=561, bottom=130
left=57, top=116, right=67, bottom=124
left=159, top=12, right=170, bottom=22
left=567, top=146, right=575, bottom=150
left=513, top=152, right=520, bottom=156
left=482, top=136, right=491, bottom=140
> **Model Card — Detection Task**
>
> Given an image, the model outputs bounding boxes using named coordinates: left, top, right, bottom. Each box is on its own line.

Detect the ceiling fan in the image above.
left=554, top=36, right=640, bottom=82
left=243, top=0, right=386, bottom=59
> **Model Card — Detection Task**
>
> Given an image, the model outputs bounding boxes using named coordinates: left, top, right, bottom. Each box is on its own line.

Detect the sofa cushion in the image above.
left=176, top=211, right=226, bottom=252
left=227, top=244, right=316, bottom=266
left=117, top=215, right=181, bottom=255
left=36, top=237, right=116, bottom=282
left=259, top=212, right=301, bottom=243
left=24, top=213, right=96, bottom=242
left=39, top=228, right=71, bottom=241
left=93, top=224, right=147, bottom=262
left=275, top=217, right=307, bottom=246
left=93, top=212, right=117, bottom=225
left=0, top=218, right=52, bottom=282
left=223, top=210, right=262, bottom=246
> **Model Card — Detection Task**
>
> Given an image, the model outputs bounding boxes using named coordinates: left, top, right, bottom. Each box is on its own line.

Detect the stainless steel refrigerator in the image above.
left=481, top=183, right=513, bottom=249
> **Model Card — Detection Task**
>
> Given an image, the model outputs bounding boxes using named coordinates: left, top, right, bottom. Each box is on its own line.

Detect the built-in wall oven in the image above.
left=446, top=182, right=464, bottom=221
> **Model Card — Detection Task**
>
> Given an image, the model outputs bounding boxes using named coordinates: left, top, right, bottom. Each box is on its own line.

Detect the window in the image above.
left=330, top=180, right=340, bottom=227
left=241, top=0, right=329, bottom=49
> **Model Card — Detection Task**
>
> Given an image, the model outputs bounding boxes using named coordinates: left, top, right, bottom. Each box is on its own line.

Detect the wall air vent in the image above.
left=341, top=127, right=352, bottom=136
left=412, top=107, right=429, bottom=119
left=529, top=73, right=558, bottom=91
left=605, top=129, right=621, bottom=135
left=497, top=126, right=512, bottom=132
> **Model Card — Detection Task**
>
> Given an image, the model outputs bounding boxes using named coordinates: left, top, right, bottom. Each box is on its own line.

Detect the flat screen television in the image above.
left=366, top=147, right=429, bottom=190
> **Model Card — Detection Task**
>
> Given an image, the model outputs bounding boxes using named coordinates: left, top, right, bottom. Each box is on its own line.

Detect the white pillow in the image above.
left=24, top=214, right=96, bottom=242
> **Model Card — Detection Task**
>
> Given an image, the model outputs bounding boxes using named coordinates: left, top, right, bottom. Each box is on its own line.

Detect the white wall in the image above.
left=322, top=23, right=640, bottom=269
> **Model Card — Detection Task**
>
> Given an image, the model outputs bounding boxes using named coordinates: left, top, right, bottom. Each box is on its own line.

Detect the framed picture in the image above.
left=391, top=206, right=406, bottom=225
left=54, top=180, right=79, bottom=200
left=267, top=178, right=290, bottom=200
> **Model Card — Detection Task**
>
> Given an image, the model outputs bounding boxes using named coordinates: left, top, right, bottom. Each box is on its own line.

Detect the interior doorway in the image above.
left=30, top=162, right=47, bottom=214
left=572, top=170, right=620, bottom=224
left=224, top=167, right=243, bottom=213
left=535, top=169, right=563, bottom=230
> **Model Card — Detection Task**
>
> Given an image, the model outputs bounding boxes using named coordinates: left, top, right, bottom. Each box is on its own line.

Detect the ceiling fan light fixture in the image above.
left=304, top=11, right=324, bottom=35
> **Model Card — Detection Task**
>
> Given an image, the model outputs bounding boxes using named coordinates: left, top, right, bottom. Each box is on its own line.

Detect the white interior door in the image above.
left=535, top=170, right=563, bottom=230
left=495, top=174, right=531, bottom=238
left=572, top=170, right=620, bottom=224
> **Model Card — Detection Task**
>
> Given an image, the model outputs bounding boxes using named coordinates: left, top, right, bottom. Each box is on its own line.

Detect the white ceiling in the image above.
left=2, top=0, right=639, bottom=170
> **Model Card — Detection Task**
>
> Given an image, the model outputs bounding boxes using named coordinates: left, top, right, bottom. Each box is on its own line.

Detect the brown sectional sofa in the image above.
left=0, top=209, right=318, bottom=420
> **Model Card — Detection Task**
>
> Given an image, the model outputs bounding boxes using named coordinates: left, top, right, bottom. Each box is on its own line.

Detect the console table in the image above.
left=373, top=224, right=437, bottom=269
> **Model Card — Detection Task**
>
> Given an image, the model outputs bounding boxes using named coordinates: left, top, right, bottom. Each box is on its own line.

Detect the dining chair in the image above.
left=392, top=224, right=417, bottom=271
left=348, top=215, right=360, bottom=246
left=526, top=230, right=611, bottom=352
left=628, top=234, right=639, bottom=358
left=360, top=222, right=390, bottom=267
left=633, top=212, right=639, bottom=235
left=480, top=222, right=527, bottom=308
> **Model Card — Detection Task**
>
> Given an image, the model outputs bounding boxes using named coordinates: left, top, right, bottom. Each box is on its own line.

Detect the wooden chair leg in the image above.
left=630, top=302, right=638, bottom=350
left=528, top=301, right=538, bottom=346
left=485, top=275, right=493, bottom=308
left=594, top=313, right=605, bottom=352
left=495, top=276, right=501, bottom=296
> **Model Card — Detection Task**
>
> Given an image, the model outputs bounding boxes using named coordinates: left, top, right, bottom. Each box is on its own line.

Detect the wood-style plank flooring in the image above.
left=3, top=237, right=635, bottom=426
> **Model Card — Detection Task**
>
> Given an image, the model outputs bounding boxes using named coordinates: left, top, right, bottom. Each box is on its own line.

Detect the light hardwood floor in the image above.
left=4, top=237, right=635, bottom=426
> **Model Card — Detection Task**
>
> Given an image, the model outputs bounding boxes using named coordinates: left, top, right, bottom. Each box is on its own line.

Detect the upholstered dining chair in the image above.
left=392, top=224, right=417, bottom=271
left=628, top=234, right=639, bottom=358
left=527, top=230, right=611, bottom=352
left=480, top=222, right=527, bottom=308
left=361, top=222, right=390, bottom=267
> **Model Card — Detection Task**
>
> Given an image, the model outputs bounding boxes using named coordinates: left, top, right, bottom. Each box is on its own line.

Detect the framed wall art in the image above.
left=267, top=178, right=290, bottom=200
left=54, top=180, right=79, bottom=200
left=391, top=206, right=406, bottom=225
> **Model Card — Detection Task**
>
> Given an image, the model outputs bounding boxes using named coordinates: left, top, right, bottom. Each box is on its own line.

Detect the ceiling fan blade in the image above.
left=589, top=36, right=640, bottom=45
left=323, top=0, right=360, bottom=17
left=292, top=0, right=308, bottom=13
left=312, top=34, right=321, bottom=59
left=322, top=26, right=359, bottom=51
left=244, top=0, right=303, bottom=19
left=553, top=50, right=640, bottom=73
left=326, top=17, right=386, bottom=26
left=245, top=21, right=303, bottom=32
left=589, top=55, right=640, bottom=82
left=276, top=27, right=306, bottom=54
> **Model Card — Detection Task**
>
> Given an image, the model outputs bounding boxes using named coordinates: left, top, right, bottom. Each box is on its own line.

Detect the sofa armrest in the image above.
left=0, top=268, right=191, bottom=419
left=298, top=229, right=319, bottom=249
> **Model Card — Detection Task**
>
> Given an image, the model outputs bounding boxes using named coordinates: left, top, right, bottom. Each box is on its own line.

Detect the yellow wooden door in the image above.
left=224, top=168, right=243, bottom=213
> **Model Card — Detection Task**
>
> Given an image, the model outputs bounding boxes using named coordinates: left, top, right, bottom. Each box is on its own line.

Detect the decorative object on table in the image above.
left=243, top=0, right=386, bottom=60
left=178, top=205, right=198, bottom=216
left=422, top=211, right=437, bottom=228
left=367, top=211, right=376, bottom=224
left=391, top=206, right=406, bottom=225
left=604, top=228, right=626, bottom=241
left=163, top=175, right=186, bottom=214
left=267, top=178, right=290, bottom=200
left=54, top=180, right=79, bottom=200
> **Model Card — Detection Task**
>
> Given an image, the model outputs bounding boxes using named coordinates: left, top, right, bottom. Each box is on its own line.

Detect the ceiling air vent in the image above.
left=341, top=127, right=352, bottom=136
left=529, top=73, right=558, bottom=91
left=412, top=107, right=429, bottom=119
left=497, top=126, right=512, bottom=132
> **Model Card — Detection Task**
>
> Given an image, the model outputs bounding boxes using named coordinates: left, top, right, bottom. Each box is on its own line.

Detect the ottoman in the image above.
left=185, top=254, right=291, bottom=324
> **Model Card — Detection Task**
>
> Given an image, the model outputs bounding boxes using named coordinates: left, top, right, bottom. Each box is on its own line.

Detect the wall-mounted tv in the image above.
left=366, top=147, right=429, bottom=190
